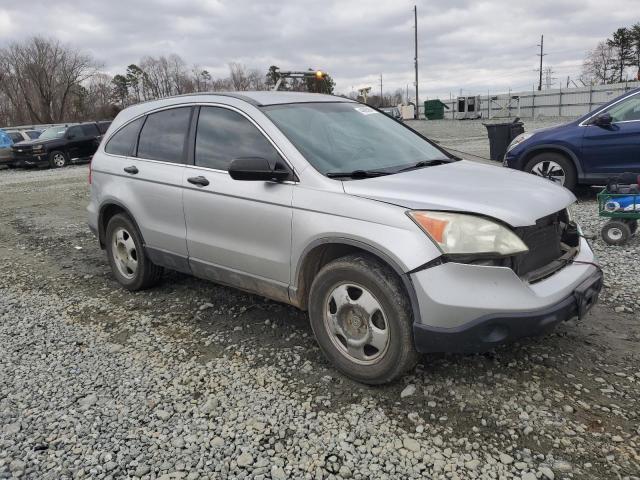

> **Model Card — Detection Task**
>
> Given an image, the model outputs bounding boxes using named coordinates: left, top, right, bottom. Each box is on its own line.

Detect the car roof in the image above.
left=108, top=91, right=355, bottom=133
left=136, top=91, right=353, bottom=108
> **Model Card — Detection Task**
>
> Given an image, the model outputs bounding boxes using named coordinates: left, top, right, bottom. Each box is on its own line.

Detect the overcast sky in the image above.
left=0, top=0, right=637, bottom=100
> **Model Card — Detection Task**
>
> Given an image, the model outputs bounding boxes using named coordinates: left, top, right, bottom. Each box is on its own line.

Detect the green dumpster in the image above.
left=424, top=99, right=449, bottom=120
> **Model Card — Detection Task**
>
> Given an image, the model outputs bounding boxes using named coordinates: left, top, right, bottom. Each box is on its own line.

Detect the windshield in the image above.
left=262, top=102, right=450, bottom=176
left=39, top=127, right=67, bottom=140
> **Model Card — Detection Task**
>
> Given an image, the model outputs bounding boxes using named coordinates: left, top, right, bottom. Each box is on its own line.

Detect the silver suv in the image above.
left=88, top=92, right=602, bottom=384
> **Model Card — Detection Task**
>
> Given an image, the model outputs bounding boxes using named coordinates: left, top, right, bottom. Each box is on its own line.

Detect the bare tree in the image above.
left=0, top=36, right=99, bottom=124
left=228, top=63, right=251, bottom=91
left=582, top=41, right=617, bottom=85
left=248, top=69, right=266, bottom=90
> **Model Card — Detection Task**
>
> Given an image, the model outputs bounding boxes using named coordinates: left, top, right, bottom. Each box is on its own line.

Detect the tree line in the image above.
left=582, top=24, right=640, bottom=85
left=0, top=36, right=335, bottom=128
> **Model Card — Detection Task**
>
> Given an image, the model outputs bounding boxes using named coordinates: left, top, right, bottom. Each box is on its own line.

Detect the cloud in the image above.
left=0, top=0, right=636, bottom=99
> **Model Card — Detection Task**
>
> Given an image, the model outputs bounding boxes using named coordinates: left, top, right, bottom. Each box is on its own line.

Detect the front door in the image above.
left=582, top=91, right=640, bottom=178
left=182, top=105, right=294, bottom=302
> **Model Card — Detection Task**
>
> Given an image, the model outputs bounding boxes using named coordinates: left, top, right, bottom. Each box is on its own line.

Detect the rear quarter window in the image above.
left=104, top=117, right=145, bottom=157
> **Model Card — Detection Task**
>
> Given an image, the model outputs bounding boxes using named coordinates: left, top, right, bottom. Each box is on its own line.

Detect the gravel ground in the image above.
left=0, top=164, right=639, bottom=480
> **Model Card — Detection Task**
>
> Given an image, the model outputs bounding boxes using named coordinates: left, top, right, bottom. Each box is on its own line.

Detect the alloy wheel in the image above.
left=530, top=160, right=565, bottom=185
left=52, top=153, right=66, bottom=167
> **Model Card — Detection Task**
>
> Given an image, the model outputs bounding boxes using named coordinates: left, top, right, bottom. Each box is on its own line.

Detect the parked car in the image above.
left=0, top=129, right=14, bottom=168
left=11, top=122, right=102, bottom=168
left=504, top=87, right=640, bottom=191
left=88, top=92, right=602, bottom=384
left=6, top=129, right=41, bottom=144
left=97, top=121, right=112, bottom=134
left=380, top=106, right=403, bottom=121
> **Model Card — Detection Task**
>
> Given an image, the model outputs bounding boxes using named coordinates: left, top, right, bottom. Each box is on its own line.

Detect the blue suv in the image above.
left=504, top=87, right=640, bottom=191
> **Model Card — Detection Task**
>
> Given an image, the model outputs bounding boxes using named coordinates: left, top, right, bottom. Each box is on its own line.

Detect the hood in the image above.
left=342, top=160, right=575, bottom=227
left=12, top=137, right=58, bottom=148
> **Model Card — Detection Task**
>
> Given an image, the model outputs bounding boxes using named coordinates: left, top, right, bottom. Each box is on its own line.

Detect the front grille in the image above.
left=512, top=210, right=575, bottom=280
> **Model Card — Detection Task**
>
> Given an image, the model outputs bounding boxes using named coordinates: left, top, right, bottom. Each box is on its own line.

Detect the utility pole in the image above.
left=380, top=74, right=383, bottom=107
left=414, top=5, right=419, bottom=119
left=537, top=34, right=546, bottom=91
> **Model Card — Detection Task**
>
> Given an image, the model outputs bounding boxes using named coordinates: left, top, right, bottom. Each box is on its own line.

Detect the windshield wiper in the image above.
left=326, top=169, right=391, bottom=179
left=395, top=158, right=453, bottom=173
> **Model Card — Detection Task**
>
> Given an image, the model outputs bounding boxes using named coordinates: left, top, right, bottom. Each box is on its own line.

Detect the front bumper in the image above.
left=11, top=152, right=48, bottom=167
left=410, top=236, right=602, bottom=353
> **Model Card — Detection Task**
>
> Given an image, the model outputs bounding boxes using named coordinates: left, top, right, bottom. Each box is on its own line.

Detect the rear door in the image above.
left=81, top=123, right=101, bottom=157
left=182, top=105, right=294, bottom=301
left=582, top=91, right=640, bottom=177
left=99, top=106, right=193, bottom=270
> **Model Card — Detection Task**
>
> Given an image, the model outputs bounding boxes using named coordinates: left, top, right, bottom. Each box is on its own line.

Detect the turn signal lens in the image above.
left=408, top=211, right=529, bottom=256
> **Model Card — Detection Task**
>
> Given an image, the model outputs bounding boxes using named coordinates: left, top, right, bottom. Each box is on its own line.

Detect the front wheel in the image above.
left=308, top=254, right=419, bottom=384
left=601, top=220, right=631, bottom=246
left=49, top=150, right=67, bottom=168
left=524, top=152, right=577, bottom=191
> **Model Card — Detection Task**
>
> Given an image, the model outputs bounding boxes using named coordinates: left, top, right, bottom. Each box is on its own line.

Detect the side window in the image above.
left=105, top=117, right=145, bottom=156
left=195, top=106, right=283, bottom=171
left=137, top=107, right=191, bottom=163
left=26, top=131, right=40, bottom=139
left=81, top=124, right=100, bottom=137
left=605, top=93, right=640, bottom=123
left=67, top=126, right=83, bottom=139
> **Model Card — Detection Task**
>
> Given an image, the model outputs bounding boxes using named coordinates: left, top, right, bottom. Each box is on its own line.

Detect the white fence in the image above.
left=430, top=81, right=639, bottom=120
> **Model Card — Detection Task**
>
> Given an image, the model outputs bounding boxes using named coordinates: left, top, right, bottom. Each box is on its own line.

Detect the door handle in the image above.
left=187, top=176, right=210, bottom=187
left=124, top=166, right=138, bottom=174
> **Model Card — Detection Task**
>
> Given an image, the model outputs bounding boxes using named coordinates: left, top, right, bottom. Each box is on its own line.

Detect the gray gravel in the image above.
left=0, top=164, right=639, bottom=480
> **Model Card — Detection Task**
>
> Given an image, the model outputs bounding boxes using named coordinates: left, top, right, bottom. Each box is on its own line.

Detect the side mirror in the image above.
left=228, top=157, right=290, bottom=182
left=592, top=112, right=612, bottom=127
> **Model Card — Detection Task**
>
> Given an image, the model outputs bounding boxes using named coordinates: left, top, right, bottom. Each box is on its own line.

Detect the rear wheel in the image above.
left=308, top=254, right=418, bottom=384
left=524, top=152, right=576, bottom=191
left=601, top=220, right=631, bottom=246
left=49, top=150, right=67, bottom=168
left=105, top=214, right=163, bottom=290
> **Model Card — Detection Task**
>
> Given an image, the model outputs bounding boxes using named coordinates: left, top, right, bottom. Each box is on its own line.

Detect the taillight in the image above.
left=88, top=160, right=92, bottom=184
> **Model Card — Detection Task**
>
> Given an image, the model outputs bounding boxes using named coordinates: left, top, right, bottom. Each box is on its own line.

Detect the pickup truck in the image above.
left=11, top=122, right=104, bottom=168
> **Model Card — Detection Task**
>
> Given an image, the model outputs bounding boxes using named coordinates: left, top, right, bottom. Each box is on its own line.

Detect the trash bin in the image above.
left=484, top=118, right=525, bottom=161
left=424, top=100, right=449, bottom=120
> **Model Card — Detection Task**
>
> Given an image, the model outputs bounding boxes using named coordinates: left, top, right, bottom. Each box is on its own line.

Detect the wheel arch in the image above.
left=98, top=201, right=145, bottom=249
left=290, top=238, right=421, bottom=321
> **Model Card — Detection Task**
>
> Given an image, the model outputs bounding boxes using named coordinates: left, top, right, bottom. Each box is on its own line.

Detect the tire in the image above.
left=105, top=213, right=163, bottom=290
left=49, top=150, right=68, bottom=168
left=601, top=220, right=631, bottom=246
left=308, top=253, right=419, bottom=384
left=524, top=152, right=577, bottom=191
left=626, top=219, right=638, bottom=235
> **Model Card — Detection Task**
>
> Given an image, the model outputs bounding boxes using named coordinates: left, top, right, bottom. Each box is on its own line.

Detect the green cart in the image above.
left=597, top=189, right=640, bottom=245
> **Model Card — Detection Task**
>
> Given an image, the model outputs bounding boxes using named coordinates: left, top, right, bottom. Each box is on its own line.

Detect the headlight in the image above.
left=506, top=132, right=533, bottom=152
left=408, top=211, right=529, bottom=256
